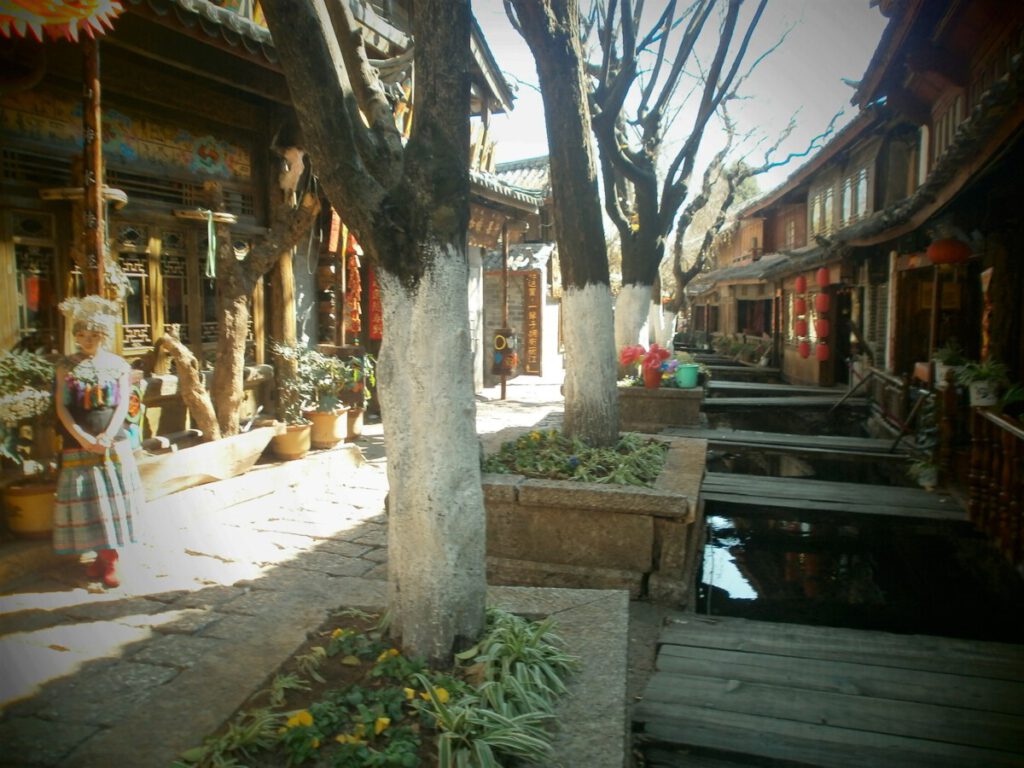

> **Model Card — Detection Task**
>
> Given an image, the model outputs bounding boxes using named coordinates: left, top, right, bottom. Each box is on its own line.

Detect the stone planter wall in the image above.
left=618, top=386, right=704, bottom=433
left=483, top=437, right=707, bottom=604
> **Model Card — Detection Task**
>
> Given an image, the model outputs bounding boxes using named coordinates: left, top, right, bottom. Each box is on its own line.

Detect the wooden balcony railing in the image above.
left=968, top=409, right=1024, bottom=567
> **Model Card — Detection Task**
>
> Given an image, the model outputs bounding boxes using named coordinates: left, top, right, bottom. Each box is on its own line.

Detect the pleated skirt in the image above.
left=52, top=441, right=144, bottom=555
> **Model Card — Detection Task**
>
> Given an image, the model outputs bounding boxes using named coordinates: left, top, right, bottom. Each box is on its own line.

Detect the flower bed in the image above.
left=482, top=434, right=707, bottom=603
left=617, top=384, right=704, bottom=433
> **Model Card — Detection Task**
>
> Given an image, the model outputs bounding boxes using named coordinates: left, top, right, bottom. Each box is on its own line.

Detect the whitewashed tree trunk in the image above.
left=615, top=282, right=652, bottom=352
left=649, top=302, right=674, bottom=348
left=562, top=284, right=619, bottom=444
left=378, top=250, right=486, bottom=661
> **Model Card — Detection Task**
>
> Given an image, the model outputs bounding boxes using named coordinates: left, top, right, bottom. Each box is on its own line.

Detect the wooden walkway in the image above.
left=700, top=472, right=966, bottom=521
left=707, top=380, right=847, bottom=397
left=702, top=395, right=868, bottom=410
left=634, top=614, right=1024, bottom=767
left=664, top=426, right=910, bottom=461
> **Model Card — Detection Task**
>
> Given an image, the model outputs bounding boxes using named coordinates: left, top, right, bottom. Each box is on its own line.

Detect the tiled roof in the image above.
left=125, top=0, right=276, bottom=61
left=494, top=156, right=550, bottom=196
left=470, top=168, right=544, bottom=209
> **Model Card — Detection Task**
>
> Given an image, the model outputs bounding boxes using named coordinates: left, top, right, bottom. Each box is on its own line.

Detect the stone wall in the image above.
left=618, top=386, right=703, bottom=433
left=483, top=437, right=707, bottom=605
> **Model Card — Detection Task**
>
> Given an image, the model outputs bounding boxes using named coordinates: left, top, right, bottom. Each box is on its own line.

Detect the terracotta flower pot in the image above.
left=3, top=482, right=56, bottom=537
left=307, top=408, right=349, bottom=449
left=270, top=423, right=312, bottom=461
left=346, top=408, right=364, bottom=441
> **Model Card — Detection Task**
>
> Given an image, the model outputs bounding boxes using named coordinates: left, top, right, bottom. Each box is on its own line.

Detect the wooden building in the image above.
left=1, top=0, right=530, bottom=427
left=692, top=0, right=1024, bottom=392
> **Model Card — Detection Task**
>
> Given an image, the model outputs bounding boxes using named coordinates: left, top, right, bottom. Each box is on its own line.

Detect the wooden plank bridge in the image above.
left=699, top=472, right=966, bottom=522
left=701, top=395, right=869, bottom=411
left=634, top=614, right=1024, bottom=767
left=663, top=426, right=911, bottom=462
left=706, top=380, right=848, bottom=397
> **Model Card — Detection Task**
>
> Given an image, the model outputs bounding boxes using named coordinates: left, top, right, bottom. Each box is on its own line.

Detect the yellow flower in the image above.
left=420, top=687, right=450, bottom=704
left=285, top=709, right=314, bottom=729
left=374, top=716, right=391, bottom=735
left=335, top=733, right=367, bottom=746
left=529, top=431, right=541, bottom=441
left=376, top=648, right=399, bottom=663
left=311, top=738, right=320, bottom=749
left=331, top=628, right=345, bottom=639
left=403, top=687, right=416, bottom=700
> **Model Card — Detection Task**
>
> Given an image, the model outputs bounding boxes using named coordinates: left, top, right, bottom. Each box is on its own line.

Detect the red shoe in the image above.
left=85, top=557, right=103, bottom=579
left=98, top=550, right=120, bottom=589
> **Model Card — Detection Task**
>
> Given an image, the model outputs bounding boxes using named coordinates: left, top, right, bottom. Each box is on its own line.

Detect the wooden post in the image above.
left=500, top=220, right=509, bottom=401
left=82, top=37, right=105, bottom=296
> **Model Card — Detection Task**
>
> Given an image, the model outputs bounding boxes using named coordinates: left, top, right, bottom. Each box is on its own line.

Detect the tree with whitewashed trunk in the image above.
left=588, top=0, right=774, bottom=352
left=260, top=0, right=485, bottom=664
left=506, top=0, right=619, bottom=448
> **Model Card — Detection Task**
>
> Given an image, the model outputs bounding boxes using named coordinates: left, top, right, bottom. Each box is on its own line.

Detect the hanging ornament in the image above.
left=794, top=318, right=808, bottom=337
left=794, top=275, right=807, bottom=293
left=798, top=340, right=811, bottom=359
left=816, top=267, right=830, bottom=288
left=816, top=342, right=830, bottom=362
left=814, top=318, right=830, bottom=338
left=926, top=238, right=970, bottom=265
left=794, top=297, right=807, bottom=316
left=815, top=293, right=831, bottom=313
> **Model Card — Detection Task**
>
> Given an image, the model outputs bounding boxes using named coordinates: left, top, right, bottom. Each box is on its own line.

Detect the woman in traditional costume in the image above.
left=52, top=296, right=145, bottom=588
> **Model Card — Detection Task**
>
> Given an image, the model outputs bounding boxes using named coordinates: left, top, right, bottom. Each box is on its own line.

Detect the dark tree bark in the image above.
left=507, top=0, right=619, bottom=446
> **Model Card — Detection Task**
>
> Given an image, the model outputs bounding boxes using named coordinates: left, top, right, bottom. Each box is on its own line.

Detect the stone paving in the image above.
left=0, top=377, right=661, bottom=767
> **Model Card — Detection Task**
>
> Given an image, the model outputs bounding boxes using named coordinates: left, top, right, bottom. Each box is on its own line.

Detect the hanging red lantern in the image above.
left=815, top=293, right=831, bottom=313
left=816, top=343, right=830, bottom=362
left=794, top=318, right=808, bottom=337
left=815, top=318, right=830, bottom=338
left=798, top=340, right=811, bottom=358
left=926, top=238, right=970, bottom=265
left=794, top=297, right=807, bottom=315
left=816, top=267, right=830, bottom=288
left=794, top=275, right=807, bottom=293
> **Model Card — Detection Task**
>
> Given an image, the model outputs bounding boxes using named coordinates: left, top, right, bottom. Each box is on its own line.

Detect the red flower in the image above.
left=618, top=344, right=646, bottom=367
left=642, top=343, right=671, bottom=371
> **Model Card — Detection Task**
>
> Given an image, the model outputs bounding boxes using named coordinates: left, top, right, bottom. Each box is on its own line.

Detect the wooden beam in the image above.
left=906, top=45, right=969, bottom=88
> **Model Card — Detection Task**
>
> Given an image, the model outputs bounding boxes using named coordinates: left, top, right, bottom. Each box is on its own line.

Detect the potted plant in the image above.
left=299, top=347, right=354, bottom=449
left=1, top=348, right=58, bottom=535
left=956, top=358, right=1009, bottom=407
left=269, top=342, right=314, bottom=460
left=338, top=352, right=375, bottom=440
left=932, top=340, right=966, bottom=389
left=619, top=343, right=671, bottom=388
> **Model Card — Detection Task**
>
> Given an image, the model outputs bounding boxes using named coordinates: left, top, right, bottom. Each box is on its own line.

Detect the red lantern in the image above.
left=816, top=343, right=830, bottom=362
left=794, top=275, right=807, bottom=293
left=798, top=340, right=811, bottom=358
left=926, top=238, right=970, bottom=265
left=816, top=267, right=830, bottom=288
left=794, top=318, right=808, bottom=337
left=815, top=293, right=831, bottom=313
left=814, top=318, right=830, bottom=338
left=794, top=297, right=807, bottom=316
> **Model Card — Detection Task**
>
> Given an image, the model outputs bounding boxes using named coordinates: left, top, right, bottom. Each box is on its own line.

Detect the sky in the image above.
left=474, top=0, right=889, bottom=192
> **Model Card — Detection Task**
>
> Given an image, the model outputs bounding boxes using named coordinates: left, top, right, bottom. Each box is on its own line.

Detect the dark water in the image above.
left=698, top=501, right=1024, bottom=643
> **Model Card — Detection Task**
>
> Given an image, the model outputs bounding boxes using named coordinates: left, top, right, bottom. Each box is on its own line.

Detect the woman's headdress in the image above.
left=59, top=295, right=121, bottom=337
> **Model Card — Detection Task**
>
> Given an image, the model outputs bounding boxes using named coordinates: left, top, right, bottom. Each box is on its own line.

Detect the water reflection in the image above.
left=697, top=502, right=1024, bottom=642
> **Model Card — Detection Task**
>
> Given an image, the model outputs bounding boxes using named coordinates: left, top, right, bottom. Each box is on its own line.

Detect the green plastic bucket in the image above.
left=675, top=363, right=699, bottom=388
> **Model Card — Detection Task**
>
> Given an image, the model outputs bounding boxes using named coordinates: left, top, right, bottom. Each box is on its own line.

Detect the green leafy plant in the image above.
left=956, top=358, right=1010, bottom=386
left=175, top=608, right=577, bottom=768
left=0, top=349, right=56, bottom=468
left=481, top=429, right=668, bottom=486
left=271, top=341, right=354, bottom=422
left=932, top=339, right=967, bottom=366
left=341, top=353, right=376, bottom=410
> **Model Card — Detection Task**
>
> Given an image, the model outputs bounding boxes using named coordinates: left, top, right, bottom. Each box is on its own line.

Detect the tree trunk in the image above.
left=379, top=256, right=486, bottom=662
left=261, top=0, right=485, bottom=664
left=511, top=0, right=618, bottom=446
left=615, top=283, right=652, bottom=352
left=153, top=334, right=221, bottom=442
left=211, top=225, right=253, bottom=437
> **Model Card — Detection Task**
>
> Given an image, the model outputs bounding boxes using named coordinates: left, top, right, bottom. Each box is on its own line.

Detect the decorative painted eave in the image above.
left=123, top=0, right=276, bottom=62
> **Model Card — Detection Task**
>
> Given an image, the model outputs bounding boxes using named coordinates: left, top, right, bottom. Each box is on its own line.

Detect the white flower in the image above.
left=0, top=388, right=52, bottom=425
